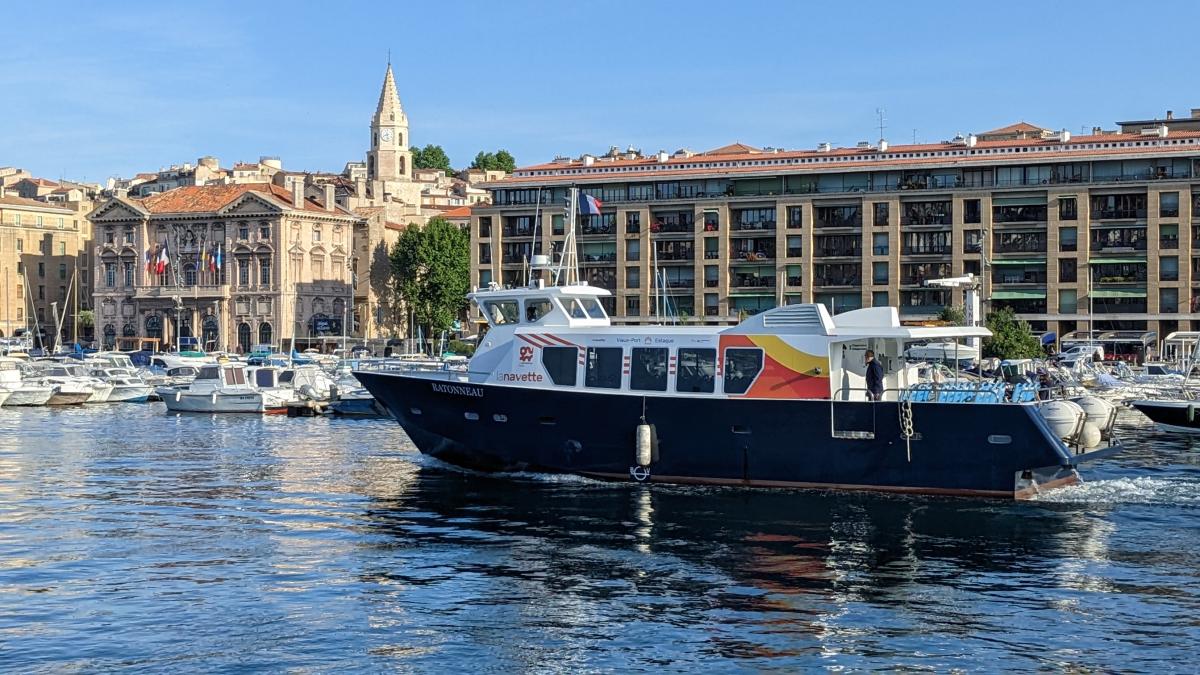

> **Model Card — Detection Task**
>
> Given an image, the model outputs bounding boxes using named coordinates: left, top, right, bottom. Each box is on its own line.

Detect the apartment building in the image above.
left=470, top=119, right=1200, bottom=339
left=0, top=186, right=91, bottom=343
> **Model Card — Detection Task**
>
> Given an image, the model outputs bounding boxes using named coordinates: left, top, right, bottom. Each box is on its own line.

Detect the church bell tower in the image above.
left=367, top=62, right=412, bottom=197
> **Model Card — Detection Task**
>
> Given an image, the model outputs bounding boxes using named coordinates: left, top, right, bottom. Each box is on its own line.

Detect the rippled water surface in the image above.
left=1, top=406, right=1198, bottom=671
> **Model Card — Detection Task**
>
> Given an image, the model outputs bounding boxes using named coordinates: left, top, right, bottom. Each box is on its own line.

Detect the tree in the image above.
left=470, top=149, right=516, bottom=173
left=937, top=305, right=965, bottom=324
left=412, top=144, right=453, bottom=176
left=390, top=217, right=470, bottom=342
left=982, top=307, right=1043, bottom=359
left=78, top=309, right=95, bottom=328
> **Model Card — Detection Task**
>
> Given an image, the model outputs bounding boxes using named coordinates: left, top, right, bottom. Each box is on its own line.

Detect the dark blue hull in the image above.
left=355, top=372, right=1119, bottom=499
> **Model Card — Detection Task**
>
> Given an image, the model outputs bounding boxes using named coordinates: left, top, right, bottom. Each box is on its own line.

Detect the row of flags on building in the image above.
left=143, top=242, right=223, bottom=275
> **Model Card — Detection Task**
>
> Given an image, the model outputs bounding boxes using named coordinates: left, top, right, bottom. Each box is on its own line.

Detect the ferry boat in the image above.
left=356, top=282, right=1123, bottom=499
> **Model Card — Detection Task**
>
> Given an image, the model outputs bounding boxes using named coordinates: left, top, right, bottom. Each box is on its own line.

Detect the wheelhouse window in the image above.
left=584, top=347, right=622, bottom=389
left=724, top=348, right=763, bottom=395
left=223, top=367, right=247, bottom=386
left=542, top=346, right=578, bottom=386
left=483, top=300, right=519, bottom=325
left=676, top=348, right=716, bottom=393
left=524, top=297, right=552, bottom=322
left=630, top=347, right=668, bottom=391
left=578, top=297, right=606, bottom=319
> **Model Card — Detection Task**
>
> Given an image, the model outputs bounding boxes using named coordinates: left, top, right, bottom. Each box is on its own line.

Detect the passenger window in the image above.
left=630, top=347, right=668, bottom=391
left=567, top=299, right=588, bottom=319
left=542, top=346, right=577, bottom=386
left=585, top=347, right=623, bottom=388
left=579, top=298, right=607, bottom=319
left=484, top=300, right=519, bottom=325
left=676, top=348, right=716, bottom=393
left=724, top=348, right=763, bottom=395
left=524, top=298, right=553, bottom=323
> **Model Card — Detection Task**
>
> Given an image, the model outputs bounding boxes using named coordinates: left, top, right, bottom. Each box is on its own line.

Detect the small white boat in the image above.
left=28, top=363, right=111, bottom=404
left=91, top=368, right=154, bottom=403
left=0, top=357, right=54, bottom=406
left=158, top=363, right=265, bottom=413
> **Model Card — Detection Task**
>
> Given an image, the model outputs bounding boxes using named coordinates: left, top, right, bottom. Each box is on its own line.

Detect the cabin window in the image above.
left=578, top=298, right=607, bottom=319
left=542, top=346, right=577, bottom=386
left=254, top=370, right=275, bottom=388
left=723, top=348, right=763, bottom=395
left=197, top=366, right=220, bottom=380
left=566, top=299, right=588, bottom=319
left=279, top=371, right=295, bottom=384
left=630, top=347, right=668, bottom=391
left=524, top=298, right=553, bottom=323
left=584, top=347, right=622, bottom=388
left=224, top=368, right=247, bottom=386
left=484, top=300, right=519, bottom=325
left=676, top=348, right=717, bottom=393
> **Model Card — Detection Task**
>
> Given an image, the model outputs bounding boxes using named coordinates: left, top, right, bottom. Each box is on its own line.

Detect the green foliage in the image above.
left=411, top=144, right=453, bottom=175
left=982, top=307, right=1043, bottom=359
left=77, top=309, right=95, bottom=328
left=389, top=217, right=470, bottom=339
left=470, top=149, right=516, bottom=173
left=448, top=339, right=476, bottom=357
left=937, top=305, right=965, bottom=324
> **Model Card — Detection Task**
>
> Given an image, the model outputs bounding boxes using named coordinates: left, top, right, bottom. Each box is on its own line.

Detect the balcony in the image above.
left=705, top=306, right=720, bottom=317
left=1092, top=208, right=1147, bottom=220
left=963, top=241, right=983, bottom=254
left=579, top=224, right=615, bottom=237
left=479, top=255, right=492, bottom=264
left=815, top=246, right=861, bottom=258
left=813, top=275, right=860, bottom=287
left=1161, top=235, right=1179, bottom=249
left=787, top=275, right=803, bottom=287
left=655, top=251, right=695, bottom=262
left=1090, top=238, right=1147, bottom=252
left=729, top=249, right=774, bottom=262
left=731, top=221, right=776, bottom=233
left=814, top=211, right=862, bottom=228
left=501, top=226, right=535, bottom=238
left=993, top=237, right=1047, bottom=254
left=900, top=203, right=952, bottom=226
left=992, top=206, right=1047, bottom=224
left=650, top=221, right=695, bottom=235
left=901, top=245, right=952, bottom=255
left=580, top=253, right=617, bottom=265
left=1060, top=241, right=1078, bottom=252
left=787, top=246, right=804, bottom=258
left=992, top=271, right=1048, bottom=285
left=731, top=275, right=776, bottom=289
left=704, top=279, right=719, bottom=288
left=1092, top=272, right=1148, bottom=284
left=703, top=250, right=720, bottom=260
left=135, top=284, right=231, bottom=300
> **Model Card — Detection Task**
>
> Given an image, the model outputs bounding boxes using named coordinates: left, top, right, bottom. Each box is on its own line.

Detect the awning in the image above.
left=992, top=289, right=1047, bottom=300
left=1040, top=332, right=1057, bottom=345
left=993, top=196, right=1046, bottom=206
left=991, top=258, right=1046, bottom=266
left=1087, top=257, right=1146, bottom=265
left=1092, top=288, right=1147, bottom=298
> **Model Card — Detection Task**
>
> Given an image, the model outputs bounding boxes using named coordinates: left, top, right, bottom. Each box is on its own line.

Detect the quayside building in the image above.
left=470, top=112, right=1200, bottom=342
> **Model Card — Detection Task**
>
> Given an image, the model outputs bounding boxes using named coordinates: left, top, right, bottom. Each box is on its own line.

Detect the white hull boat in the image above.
left=3, top=386, right=55, bottom=406
left=159, top=363, right=265, bottom=413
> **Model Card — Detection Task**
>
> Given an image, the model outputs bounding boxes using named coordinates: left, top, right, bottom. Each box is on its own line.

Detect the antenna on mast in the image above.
left=876, top=107, right=887, bottom=143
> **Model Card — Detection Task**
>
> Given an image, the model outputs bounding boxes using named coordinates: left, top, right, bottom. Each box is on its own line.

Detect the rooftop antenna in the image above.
left=912, top=128, right=918, bottom=144
left=876, top=107, right=887, bottom=143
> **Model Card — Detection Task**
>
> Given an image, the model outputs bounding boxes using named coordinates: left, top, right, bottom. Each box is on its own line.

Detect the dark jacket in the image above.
left=865, top=359, right=884, bottom=394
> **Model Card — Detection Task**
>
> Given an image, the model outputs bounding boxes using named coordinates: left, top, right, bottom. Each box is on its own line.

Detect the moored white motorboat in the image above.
left=0, top=357, right=55, bottom=406
left=90, top=367, right=154, bottom=403
left=158, top=363, right=264, bottom=413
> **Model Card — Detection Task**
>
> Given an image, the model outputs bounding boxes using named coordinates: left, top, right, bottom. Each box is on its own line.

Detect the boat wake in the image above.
left=409, top=452, right=614, bottom=486
left=1034, top=475, right=1200, bottom=506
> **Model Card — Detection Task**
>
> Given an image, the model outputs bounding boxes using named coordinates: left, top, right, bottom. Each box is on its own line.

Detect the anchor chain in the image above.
left=899, top=399, right=915, bottom=462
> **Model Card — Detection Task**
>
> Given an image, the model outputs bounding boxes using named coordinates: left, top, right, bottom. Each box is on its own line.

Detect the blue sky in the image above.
left=3, top=1, right=1197, bottom=183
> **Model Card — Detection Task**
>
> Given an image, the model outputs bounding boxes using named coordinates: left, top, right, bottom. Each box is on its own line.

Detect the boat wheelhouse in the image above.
left=356, top=281, right=1123, bottom=498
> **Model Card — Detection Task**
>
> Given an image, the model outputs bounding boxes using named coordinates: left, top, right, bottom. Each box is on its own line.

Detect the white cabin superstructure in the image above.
left=464, top=281, right=992, bottom=402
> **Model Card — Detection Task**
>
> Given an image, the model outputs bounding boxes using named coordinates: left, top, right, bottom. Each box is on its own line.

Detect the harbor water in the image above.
left=1, top=406, right=1198, bottom=671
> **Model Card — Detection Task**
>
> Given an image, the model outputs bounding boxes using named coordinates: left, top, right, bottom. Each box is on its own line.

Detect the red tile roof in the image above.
left=0, top=194, right=74, bottom=212
left=495, top=131, right=1200, bottom=187
left=706, top=142, right=762, bottom=155
left=138, top=184, right=354, bottom=217
left=384, top=221, right=407, bottom=231
left=978, top=121, right=1047, bottom=136
left=439, top=205, right=473, bottom=218
left=23, top=177, right=61, bottom=187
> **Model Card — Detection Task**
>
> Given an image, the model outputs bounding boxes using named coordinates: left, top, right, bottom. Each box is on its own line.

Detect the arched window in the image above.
left=145, top=315, right=162, bottom=340
left=122, top=322, right=136, bottom=337
left=202, top=315, right=219, bottom=350
left=312, top=298, right=325, bottom=316
left=258, top=322, right=272, bottom=347
left=237, top=322, right=251, bottom=353
left=332, top=297, right=345, bottom=319
left=184, top=263, right=197, bottom=286
left=103, top=323, right=117, bottom=349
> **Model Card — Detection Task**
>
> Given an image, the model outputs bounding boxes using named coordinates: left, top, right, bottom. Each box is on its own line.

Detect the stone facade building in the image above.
left=0, top=185, right=92, bottom=344
left=89, top=182, right=360, bottom=352
left=471, top=118, right=1200, bottom=344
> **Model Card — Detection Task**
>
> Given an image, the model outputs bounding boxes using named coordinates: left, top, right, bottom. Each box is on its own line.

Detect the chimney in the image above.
left=1092, top=126, right=1102, bottom=135
left=1191, top=108, right=1200, bottom=120
left=323, top=184, right=335, bottom=211
left=291, top=181, right=304, bottom=209
left=1166, top=110, right=1174, bottom=120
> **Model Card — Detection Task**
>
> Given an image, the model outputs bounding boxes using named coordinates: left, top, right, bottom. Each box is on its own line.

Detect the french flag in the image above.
left=579, top=193, right=603, bottom=215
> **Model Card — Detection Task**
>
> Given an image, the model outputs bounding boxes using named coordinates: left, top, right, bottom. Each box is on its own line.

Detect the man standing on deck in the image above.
left=865, top=350, right=884, bottom=401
